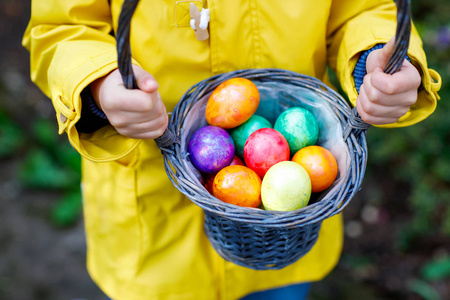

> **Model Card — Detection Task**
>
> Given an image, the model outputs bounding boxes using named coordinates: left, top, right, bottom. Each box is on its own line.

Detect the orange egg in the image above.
left=212, top=165, right=262, bottom=208
left=205, top=77, right=260, bottom=129
left=203, top=156, right=244, bottom=193
left=291, top=145, right=338, bottom=193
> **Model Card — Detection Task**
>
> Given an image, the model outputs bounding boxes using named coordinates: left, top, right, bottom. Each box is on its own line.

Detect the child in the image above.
left=23, top=0, right=441, bottom=299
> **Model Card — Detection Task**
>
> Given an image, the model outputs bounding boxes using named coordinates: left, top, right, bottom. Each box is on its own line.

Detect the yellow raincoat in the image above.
left=23, top=0, right=441, bottom=299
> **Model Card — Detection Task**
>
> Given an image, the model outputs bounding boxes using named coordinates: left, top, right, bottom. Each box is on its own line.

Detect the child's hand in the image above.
left=356, top=38, right=421, bottom=125
left=90, top=65, right=168, bottom=139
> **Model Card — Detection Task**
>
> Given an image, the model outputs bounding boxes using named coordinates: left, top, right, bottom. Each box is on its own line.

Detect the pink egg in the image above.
left=243, top=128, right=290, bottom=178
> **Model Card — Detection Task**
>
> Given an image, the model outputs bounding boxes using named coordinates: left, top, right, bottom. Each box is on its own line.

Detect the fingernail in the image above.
left=145, top=79, right=154, bottom=90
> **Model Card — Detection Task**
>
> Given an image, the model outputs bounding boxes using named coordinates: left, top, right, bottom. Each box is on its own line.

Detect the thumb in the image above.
left=132, top=65, right=159, bottom=93
left=366, top=37, right=395, bottom=73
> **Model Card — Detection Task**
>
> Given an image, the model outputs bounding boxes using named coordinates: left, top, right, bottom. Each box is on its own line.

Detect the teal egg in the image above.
left=274, top=107, right=319, bottom=155
left=229, top=115, right=272, bottom=158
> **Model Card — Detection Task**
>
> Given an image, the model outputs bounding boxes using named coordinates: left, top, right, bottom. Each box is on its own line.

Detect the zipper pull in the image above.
left=190, top=2, right=209, bottom=41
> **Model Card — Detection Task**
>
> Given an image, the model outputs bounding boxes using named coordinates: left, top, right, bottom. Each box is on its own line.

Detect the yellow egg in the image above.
left=261, top=161, right=311, bottom=211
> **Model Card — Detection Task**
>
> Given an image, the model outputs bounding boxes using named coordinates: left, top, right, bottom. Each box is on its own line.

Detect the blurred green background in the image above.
left=0, top=1, right=449, bottom=299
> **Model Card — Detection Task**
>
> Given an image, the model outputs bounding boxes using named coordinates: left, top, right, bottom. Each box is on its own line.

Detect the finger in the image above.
left=114, top=105, right=168, bottom=125
left=370, top=61, right=421, bottom=95
left=357, top=88, right=410, bottom=121
left=380, top=37, right=396, bottom=61
left=116, top=116, right=168, bottom=140
left=366, top=37, right=395, bottom=73
left=107, top=112, right=153, bottom=127
left=132, top=65, right=159, bottom=92
left=119, top=115, right=168, bottom=134
left=363, top=72, right=418, bottom=107
left=356, top=94, right=403, bottom=125
left=105, top=89, right=161, bottom=113
left=118, top=128, right=166, bottom=140
left=126, top=130, right=166, bottom=140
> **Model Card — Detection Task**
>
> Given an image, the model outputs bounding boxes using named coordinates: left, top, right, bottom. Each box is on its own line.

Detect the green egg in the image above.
left=229, top=115, right=272, bottom=159
left=274, top=107, right=319, bottom=156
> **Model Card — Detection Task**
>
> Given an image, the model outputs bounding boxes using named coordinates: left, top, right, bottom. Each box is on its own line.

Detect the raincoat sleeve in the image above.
left=22, top=0, right=141, bottom=162
left=327, top=0, right=442, bottom=128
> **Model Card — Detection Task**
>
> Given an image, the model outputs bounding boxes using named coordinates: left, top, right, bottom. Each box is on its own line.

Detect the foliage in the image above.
left=18, top=147, right=80, bottom=190
left=421, top=255, right=450, bottom=281
left=0, top=110, right=25, bottom=158
left=407, top=279, right=441, bottom=300
left=0, top=111, right=83, bottom=228
left=49, top=188, right=83, bottom=228
left=25, top=118, right=82, bottom=228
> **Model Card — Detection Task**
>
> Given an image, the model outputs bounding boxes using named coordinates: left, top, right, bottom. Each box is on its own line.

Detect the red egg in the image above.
left=203, top=172, right=216, bottom=193
left=229, top=155, right=245, bottom=166
left=243, top=128, right=290, bottom=178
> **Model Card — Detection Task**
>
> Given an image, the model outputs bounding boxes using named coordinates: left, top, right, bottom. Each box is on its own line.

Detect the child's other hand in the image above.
left=356, top=38, right=421, bottom=125
left=90, top=65, right=168, bottom=139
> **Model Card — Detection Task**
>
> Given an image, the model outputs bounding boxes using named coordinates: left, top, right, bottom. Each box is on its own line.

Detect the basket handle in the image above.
left=347, top=0, right=411, bottom=135
left=117, top=0, right=176, bottom=149
left=383, top=0, right=411, bottom=75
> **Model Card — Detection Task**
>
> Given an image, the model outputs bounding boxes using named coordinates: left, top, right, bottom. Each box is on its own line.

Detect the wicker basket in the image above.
left=116, top=0, right=411, bottom=270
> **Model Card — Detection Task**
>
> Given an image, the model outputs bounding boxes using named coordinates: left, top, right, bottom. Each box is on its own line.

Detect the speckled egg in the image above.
left=188, top=126, right=235, bottom=174
left=274, top=107, right=319, bottom=155
left=205, top=77, right=260, bottom=129
left=292, top=145, right=338, bottom=193
left=212, top=165, right=262, bottom=208
left=261, top=161, right=311, bottom=211
left=243, top=128, right=290, bottom=178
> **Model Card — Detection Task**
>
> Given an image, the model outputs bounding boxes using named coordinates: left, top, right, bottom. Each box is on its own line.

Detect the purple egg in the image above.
left=188, top=126, right=235, bottom=174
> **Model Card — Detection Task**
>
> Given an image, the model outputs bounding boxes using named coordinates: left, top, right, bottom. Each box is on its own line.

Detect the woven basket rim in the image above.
left=160, top=68, right=368, bottom=228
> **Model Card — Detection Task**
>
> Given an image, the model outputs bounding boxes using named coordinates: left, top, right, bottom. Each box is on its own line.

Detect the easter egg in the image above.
left=274, top=107, right=319, bottom=155
left=212, top=165, right=262, bottom=208
left=203, top=172, right=216, bottom=193
left=292, top=145, right=338, bottom=193
left=229, top=155, right=245, bottom=166
left=188, top=126, right=235, bottom=174
left=243, top=128, right=290, bottom=178
left=205, top=77, right=260, bottom=129
left=203, top=155, right=244, bottom=193
left=261, top=161, right=311, bottom=211
left=229, top=115, right=272, bottom=159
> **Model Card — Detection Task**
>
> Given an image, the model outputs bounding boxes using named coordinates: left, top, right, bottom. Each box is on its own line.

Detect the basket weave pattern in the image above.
left=204, top=212, right=322, bottom=269
left=159, top=69, right=368, bottom=269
